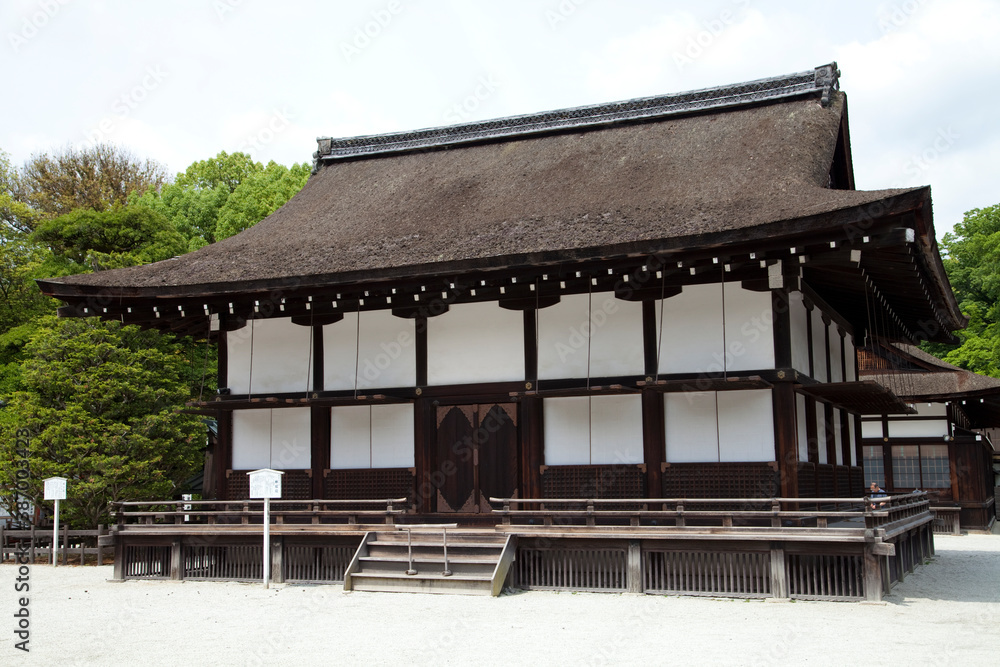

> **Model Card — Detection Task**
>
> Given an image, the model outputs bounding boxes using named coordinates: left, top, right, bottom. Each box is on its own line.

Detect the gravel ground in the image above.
left=3, top=534, right=998, bottom=666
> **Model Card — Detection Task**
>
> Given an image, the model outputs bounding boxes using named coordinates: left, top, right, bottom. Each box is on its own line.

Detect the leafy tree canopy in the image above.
left=215, top=161, right=311, bottom=240
left=0, top=316, right=205, bottom=527
left=33, top=206, right=188, bottom=273
left=15, top=143, right=168, bottom=226
left=1, top=149, right=38, bottom=233
left=923, top=204, right=1000, bottom=376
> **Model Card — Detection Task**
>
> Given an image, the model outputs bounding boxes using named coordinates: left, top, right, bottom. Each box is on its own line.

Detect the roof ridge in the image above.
left=314, top=62, right=840, bottom=165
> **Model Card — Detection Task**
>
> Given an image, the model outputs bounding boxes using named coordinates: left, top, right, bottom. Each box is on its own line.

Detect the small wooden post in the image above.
left=863, top=544, right=883, bottom=602
left=29, top=524, right=36, bottom=563
left=769, top=544, right=788, bottom=599
left=79, top=530, right=86, bottom=564
left=62, top=523, right=69, bottom=565
left=97, top=525, right=105, bottom=565
left=626, top=540, right=642, bottom=594
left=271, top=537, right=284, bottom=584
left=113, top=536, right=124, bottom=580
left=170, top=539, right=183, bottom=580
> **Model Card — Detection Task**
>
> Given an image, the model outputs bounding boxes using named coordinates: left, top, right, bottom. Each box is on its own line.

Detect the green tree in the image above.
left=33, top=206, right=188, bottom=273
left=215, top=161, right=311, bottom=240
left=132, top=151, right=263, bottom=247
left=15, top=143, right=168, bottom=225
left=923, top=204, right=1000, bottom=376
left=1, top=149, right=38, bottom=233
left=0, top=317, right=205, bottom=527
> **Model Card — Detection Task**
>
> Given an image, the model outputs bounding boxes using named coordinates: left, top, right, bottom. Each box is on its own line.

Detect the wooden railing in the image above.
left=490, top=491, right=931, bottom=534
left=111, top=498, right=409, bottom=527
left=0, top=525, right=109, bottom=565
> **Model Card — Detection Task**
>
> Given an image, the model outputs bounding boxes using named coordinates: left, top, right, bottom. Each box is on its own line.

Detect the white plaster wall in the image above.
left=816, top=403, right=828, bottom=464
left=844, top=334, right=857, bottom=381
left=371, top=404, right=415, bottom=468
left=789, top=291, right=811, bottom=375
left=538, top=293, right=643, bottom=380
left=543, top=396, right=591, bottom=465
left=330, top=405, right=372, bottom=469
left=796, top=393, right=809, bottom=462
left=811, top=309, right=828, bottom=382
left=829, top=330, right=844, bottom=383
left=231, top=409, right=271, bottom=469
left=428, top=301, right=524, bottom=385
left=657, top=283, right=725, bottom=375
left=232, top=408, right=310, bottom=469
left=664, top=391, right=719, bottom=463
left=717, top=389, right=774, bottom=462
left=590, top=395, right=644, bottom=464
left=270, top=408, right=311, bottom=469
left=887, top=419, right=949, bottom=438
left=228, top=318, right=313, bottom=394
left=848, top=417, right=857, bottom=465
left=832, top=408, right=844, bottom=465
left=324, top=311, right=416, bottom=391
left=723, top=284, right=775, bottom=372
left=861, top=419, right=883, bottom=440
left=914, top=403, right=948, bottom=417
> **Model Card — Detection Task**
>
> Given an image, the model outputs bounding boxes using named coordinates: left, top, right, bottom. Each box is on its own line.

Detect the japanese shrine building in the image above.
left=39, top=63, right=966, bottom=519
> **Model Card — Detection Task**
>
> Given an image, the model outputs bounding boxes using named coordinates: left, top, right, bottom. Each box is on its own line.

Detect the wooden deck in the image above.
left=106, top=492, right=935, bottom=601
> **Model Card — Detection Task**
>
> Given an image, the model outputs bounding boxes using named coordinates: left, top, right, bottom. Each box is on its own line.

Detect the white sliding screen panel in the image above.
left=590, top=395, right=643, bottom=464
left=543, top=396, right=591, bottom=465
left=537, top=293, right=643, bottom=380
left=844, top=335, right=857, bottom=381
left=796, top=393, right=809, bottom=462
left=331, top=404, right=415, bottom=469
left=723, top=284, right=775, bottom=372
left=330, top=405, right=372, bottom=469
left=323, top=311, right=416, bottom=391
left=789, top=291, right=810, bottom=375
left=816, top=403, right=828, bottom=464
left=228, top=318, right=313, bottom=394
left=664, top=391, right=719, bottom=463
left=657, top=283, right=725, bottom=375
left=829, top=330, right=844, bottom=383
left=717, top=390, right=774, bottom=462
left=232, top=408, right=310, bottom=469
left=428, top=301, right=524, bottom=385
left=810, top=309, right=828, bottom=382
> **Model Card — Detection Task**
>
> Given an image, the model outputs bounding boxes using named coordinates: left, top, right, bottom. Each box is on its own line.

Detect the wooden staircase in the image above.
left=344, top=528, right=515, bottom=596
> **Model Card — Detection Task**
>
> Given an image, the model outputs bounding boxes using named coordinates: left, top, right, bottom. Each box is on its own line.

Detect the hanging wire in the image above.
left=198, top=313, right=211, bottom=403
left=352, top=304, right=361, bottom=399
left=720, top=262, right=728, bottom=380
left=587, top=274, right=594, bottom=464
left=654, top=265, right=666, bottom=382
left=534, top=276, right=540, bottom=392
left=247, top=319, right=255, bottom=400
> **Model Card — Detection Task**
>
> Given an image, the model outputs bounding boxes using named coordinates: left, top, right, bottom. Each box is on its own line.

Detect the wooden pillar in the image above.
left=62, top=523, right=69, bottom=565
left=521, top=397, right=544, bottom=500
left=772, top=383, right=798, bottom=498
left=863, top=544, right=883, bottom=602
left=271, top=537, right=284, bottom=583
left=413, top=397, right=433, bottom=513
left=215, top=410, right=233, bottom=500
left=771, top=289, right=793, bottom=369
left=642, top=389, right=664, bottom=498
left=311, top=406, right=330, bottom=499
left=523, top=309, right=537, bottom=383
left=769, top=543, right=788, bottom=599
left=627, top=540, right=643, bottom=594
left=642, top=300, right=658, bottom=376
left=217, top=323, right=228, bottom=391
left=312, top=324, right=324, bottom=393
left=415, top=316, right=428, bottom=387
left=113, top=536, right=124, bottom=580
left=170, top=539, right=183, bottom=580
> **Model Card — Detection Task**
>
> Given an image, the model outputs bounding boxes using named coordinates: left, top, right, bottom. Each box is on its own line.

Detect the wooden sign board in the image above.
left=247, top=469, right=284, bottom=499
left=44, top=477, right=67, bottom=500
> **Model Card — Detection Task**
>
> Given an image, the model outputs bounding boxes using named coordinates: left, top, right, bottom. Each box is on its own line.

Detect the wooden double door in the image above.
left=433, top=403, right=519, bottom=513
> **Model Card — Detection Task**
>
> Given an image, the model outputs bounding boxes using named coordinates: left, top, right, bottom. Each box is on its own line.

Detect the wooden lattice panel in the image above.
left=283, top=544, right=356, bottom=583
left=787, top=553, right=863, bottom=600
left=184, top=545, right=262, bottom=581
left=644, top=550, right=771, bottom=597
left=797, top=462, right=816, bottom=498
left=661, top=463, right=779, bottom=499
left=226, top=469, right=312, bottom=500
left=816, top=464, right=836, bottom=497
left=324, top=468, right=414, bottom=501
left=835, top=466, right=851, bottom=498
left=123, top=546, right=170, bottom=579
left=514, top=546, right=627, bottom=591
left=540, top=465, right=645, bottom=499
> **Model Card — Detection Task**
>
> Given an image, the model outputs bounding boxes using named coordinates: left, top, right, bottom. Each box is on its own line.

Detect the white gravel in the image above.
left=3, top=534, right=999, bottom=666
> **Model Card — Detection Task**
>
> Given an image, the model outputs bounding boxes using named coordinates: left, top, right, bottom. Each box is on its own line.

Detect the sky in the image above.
left=2, top=0, right=998, bottom=236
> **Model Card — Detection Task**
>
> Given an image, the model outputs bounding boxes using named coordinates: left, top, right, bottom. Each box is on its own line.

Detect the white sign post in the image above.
left=43, top=477, right=67, bottom=567
left=247, top=469, right=283, bottom=588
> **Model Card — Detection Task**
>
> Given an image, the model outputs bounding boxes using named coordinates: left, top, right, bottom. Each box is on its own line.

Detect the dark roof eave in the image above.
left=38, top=188, right=931, bottom=303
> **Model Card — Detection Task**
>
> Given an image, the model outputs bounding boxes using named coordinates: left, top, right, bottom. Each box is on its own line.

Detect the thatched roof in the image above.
left=863, top=344, right=1000, bottom=399
left=37, top=63, right=964, bottom=341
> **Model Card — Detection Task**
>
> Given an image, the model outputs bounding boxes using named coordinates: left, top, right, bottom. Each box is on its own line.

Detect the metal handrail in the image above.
left=398, top=524, right=459, bottom=577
